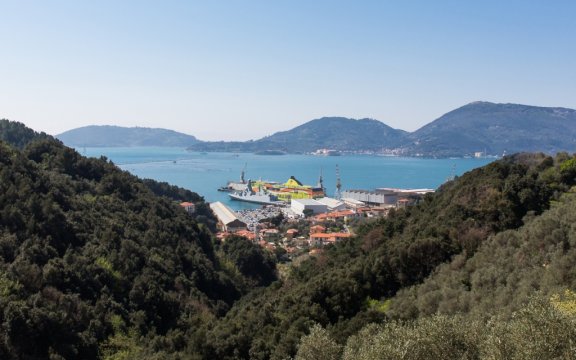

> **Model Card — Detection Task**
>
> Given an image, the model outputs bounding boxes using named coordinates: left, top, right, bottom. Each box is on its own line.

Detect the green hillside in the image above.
left=295, top=167, right=576, bottom=360
left=57, top=125, right=199, bottom=147
left=3, top=119, right=576, bottom=359
left=404, top=102, right=576, bottom=157
left=188, top=102, right=576, bottom=157
left=0, top=120, right=274, bottom=359
left=187, top=117, right=408, bottom=153
left=197, top=152, right=576, bottom=359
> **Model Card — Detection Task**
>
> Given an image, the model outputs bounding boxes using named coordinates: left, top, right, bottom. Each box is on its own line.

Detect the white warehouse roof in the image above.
left=315, top=197, right=345, bottom=209
left=291, top=198, right=323, bottom=206
left=210, top=201, right=245, bottom=226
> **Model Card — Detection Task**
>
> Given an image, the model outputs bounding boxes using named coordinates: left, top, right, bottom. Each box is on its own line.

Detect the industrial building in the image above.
left=341, top=189, right=398, bottom=206
left=341, top=188, right=434, bottom=207
left=341, top=197, right=365, bottom=209
left=209, top=202, right=247, bottom=232
left=290, top=199, right=328, bottom=217
left=315, top=197, right=346, bottom=212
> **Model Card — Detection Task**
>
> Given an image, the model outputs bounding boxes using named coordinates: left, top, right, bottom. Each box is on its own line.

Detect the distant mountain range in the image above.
left=186, top=117, right=407, bottom=153
left=402, top=102, right=576, bottom=157
left=57, top=125, right=199, bottom=147
left=58, top=102, right=576, bottom=157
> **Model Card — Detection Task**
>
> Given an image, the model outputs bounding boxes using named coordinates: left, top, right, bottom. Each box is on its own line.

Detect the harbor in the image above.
left=80, top=147, right=494, bottom=211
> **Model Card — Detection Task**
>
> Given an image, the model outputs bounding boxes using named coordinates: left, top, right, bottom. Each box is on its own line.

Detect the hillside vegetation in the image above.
left=187, top=102, right=576, bottom=156
left=0, top=121, right=273, bottom=359
left=196, top=152, right=576, bottom=359
left=57, top=125, right=199, bottom=147
left=2, top=119, right=576, bottom=359
left=404, top=101, right=576, bottom=157
left=295, top=185, right=576, bottom=359
left=187, top=117, right=407, bottom=153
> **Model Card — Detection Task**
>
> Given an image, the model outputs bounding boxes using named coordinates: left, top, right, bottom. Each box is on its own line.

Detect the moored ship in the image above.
left=228, top=180, right=284, bottom=205
left=228, top=175, right=325, bottom=205
left=218, top=163, right=249, bottom=192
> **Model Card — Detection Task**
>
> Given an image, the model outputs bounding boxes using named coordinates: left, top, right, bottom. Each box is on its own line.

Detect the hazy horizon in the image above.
left=1, top=1, right=575, bottom=141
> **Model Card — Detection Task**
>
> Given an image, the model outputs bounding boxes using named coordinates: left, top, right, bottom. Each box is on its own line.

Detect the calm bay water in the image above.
left=82, top=147, right=494, bottom=210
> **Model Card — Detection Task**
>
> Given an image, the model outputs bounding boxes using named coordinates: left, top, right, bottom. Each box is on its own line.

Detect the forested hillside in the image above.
left=403, top=102, right=576, bottom=157
left=187, top=117, right=407, bottom=153
left=197, top=152, right=576, bottom=359
left=0, top=121, right=274, bottom=359
left=186, top=102, right=576, bottom=156
left=294, top=173, right=576, bottom=359
left=2, top=119, right=576, bottom=359
left=57, top=125, right=199, bottom=147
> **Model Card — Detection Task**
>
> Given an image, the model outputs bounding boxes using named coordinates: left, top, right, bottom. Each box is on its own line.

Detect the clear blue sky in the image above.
left=1, top=0, right=575, bottom=141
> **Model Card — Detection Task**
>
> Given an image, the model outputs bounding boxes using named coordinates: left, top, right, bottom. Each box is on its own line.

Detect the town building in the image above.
left=314, top=209, right=357, bottom=222
left=315, top=197, right=347, bottom=212
left=260, top=228, right=280, bottom=242
left=209, top=201, right=247, bottom=232
left=290, top=199, right=328, bottom=216
left=310, top=225, right=326, bottom=234
left=235, top=229, right=256, bottom=241
left=286, top=228, right=299, bottom=240
left=309, top=232, right=352, bottom=246
left=179, top=201, right=196, bottom=214
left=341, top=197, right=365, bottom=209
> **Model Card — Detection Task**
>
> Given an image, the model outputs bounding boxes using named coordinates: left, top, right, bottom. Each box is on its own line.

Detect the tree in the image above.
left=295, top=324, right=342, bottom=360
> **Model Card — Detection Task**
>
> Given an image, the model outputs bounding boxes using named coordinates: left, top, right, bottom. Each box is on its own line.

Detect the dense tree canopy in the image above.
left=2, top=119, right=576, bottom=359
left=0, top=121, right=251, bottom=358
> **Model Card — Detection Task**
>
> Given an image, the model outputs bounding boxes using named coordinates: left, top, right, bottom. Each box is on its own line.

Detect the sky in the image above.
left=1, top=1, right=575, bottom=141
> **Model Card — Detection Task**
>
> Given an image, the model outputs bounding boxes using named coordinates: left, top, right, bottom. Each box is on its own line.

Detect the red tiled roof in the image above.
left=314, top=209, right=355, bottom=220
left=235, top=230, right=256, bottom=240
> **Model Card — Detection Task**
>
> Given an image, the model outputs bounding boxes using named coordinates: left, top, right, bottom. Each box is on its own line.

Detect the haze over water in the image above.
left=83, top=147, right=494, bottom=210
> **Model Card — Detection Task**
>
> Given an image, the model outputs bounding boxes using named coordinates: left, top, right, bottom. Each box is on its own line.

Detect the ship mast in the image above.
left=317, top=168, right=325, bottom=193
left=335, top=164, right=342, bottom=200
left=240, top=163, right=247, bottom=184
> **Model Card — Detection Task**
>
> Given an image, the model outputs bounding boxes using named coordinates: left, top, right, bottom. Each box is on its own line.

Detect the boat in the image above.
left=218, top=163, right=249, bottom=192
left=254, top=150, right=286, bottom=155
left=312, top=149, right=341, bottom=156
left=228, top=175, right=325, bottom=204
left=228, top=180, right=284, bottom=205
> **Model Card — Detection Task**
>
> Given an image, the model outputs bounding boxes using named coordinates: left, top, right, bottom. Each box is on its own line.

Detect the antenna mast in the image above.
left=446, top=163, right=456, bottom=182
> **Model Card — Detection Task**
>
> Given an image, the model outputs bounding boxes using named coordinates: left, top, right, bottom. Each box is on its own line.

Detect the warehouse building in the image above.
left=290, top=199, right=328, bottom=217
left=209, top=202, right=247, bottom=232
left=315, top=197, right=347, bottom=212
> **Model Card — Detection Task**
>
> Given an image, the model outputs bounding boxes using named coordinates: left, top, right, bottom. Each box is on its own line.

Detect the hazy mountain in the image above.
left=58, top=102, right=576, bottom=156
left=57, top=125, right=199, bottom=147
left=402, top=102, right=576, bottom=157
left=187, top=117, right=408, bottom=153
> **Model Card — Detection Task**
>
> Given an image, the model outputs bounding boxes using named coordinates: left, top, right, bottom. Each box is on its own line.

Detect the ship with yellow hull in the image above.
left=230, top=176, right=325, bottom=204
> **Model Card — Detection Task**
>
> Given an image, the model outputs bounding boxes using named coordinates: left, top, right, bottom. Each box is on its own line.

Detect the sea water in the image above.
left=82, top=147, right=494, bottom=210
